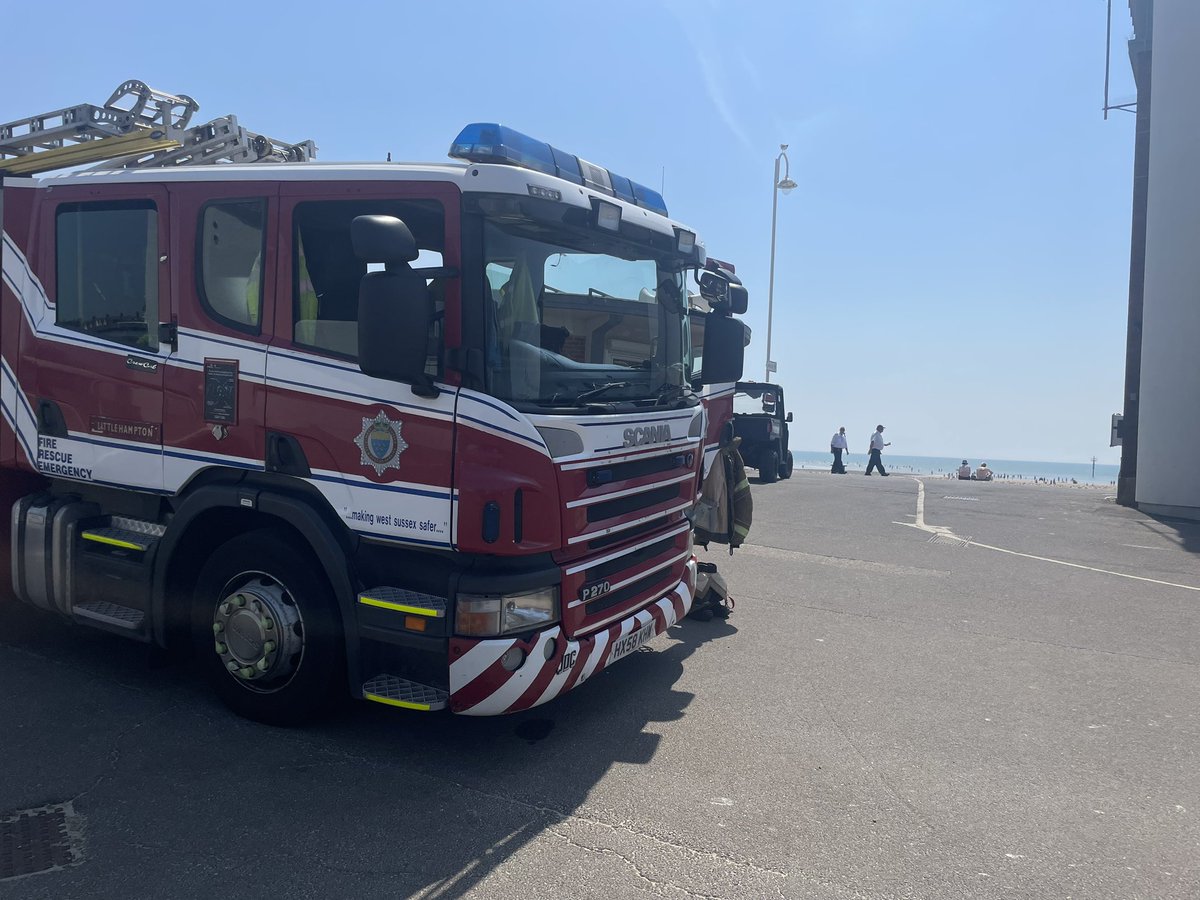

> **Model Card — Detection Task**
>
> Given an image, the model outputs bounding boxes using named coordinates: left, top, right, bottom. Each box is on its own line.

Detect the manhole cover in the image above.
left=927, top=534, right=971, bottom=548
left=0, top=802, right=83, bottom=882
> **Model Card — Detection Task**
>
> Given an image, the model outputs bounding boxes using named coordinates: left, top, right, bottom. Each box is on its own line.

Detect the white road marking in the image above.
left=895, top=477, right=1200, bottom=594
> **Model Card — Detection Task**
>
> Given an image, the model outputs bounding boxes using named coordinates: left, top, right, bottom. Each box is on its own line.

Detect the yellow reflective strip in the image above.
left=82, top=533, right=145, bottom=551
left=2, top=131, right=181, bottom=175
left=358, top=596, right=441, bottom=617
left=364, top=692, right=432, bottom=711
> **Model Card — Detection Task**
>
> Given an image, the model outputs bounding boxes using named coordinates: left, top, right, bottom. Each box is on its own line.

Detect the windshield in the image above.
left=734, top=386, right=780, bottom=416
left=483, top=219, right=689, bottom=409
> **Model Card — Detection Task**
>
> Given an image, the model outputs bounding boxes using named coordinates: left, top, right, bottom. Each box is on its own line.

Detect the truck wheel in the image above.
left=191, top=529, right=344, bottom=726
left=780, top=451, right=794, bottom=480
left=762, top=449, right=779, bottom=483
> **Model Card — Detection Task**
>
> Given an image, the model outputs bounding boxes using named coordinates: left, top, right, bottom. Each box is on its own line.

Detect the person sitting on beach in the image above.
left=975, top=462, right=993, bottom=481
left=957, top=460, right=972, bottom=480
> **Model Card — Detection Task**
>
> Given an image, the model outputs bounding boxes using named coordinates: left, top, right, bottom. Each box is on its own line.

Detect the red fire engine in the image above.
left=0, top=82, right=747, bottom=723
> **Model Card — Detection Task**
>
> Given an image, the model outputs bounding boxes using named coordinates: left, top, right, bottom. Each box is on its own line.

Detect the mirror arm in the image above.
left=410, top=375, right=441, bottom=399
left=412, top=266, right=460, bottom=279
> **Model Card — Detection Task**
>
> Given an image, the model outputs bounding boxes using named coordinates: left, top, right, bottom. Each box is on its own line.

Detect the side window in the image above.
left=292, top=199, right=446, bottom=368
left=198, top=200, right=266, bottom=332
left=55, top=202, right=159, bottom=350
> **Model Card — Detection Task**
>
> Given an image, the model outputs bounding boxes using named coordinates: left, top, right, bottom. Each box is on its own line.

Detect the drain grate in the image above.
left=927, top=534, right=971, bottom=548
left=0, top=803, right=83, bottom=882
left=942, top=496, right=980, bottom=502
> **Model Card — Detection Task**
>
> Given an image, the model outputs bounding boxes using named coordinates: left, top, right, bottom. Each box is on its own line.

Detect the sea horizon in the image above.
left=791, top=450, right=1120, bottom=485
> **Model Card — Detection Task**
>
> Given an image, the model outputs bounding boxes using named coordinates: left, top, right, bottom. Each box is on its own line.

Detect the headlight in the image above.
left=455, top=586, right=560, bottom=637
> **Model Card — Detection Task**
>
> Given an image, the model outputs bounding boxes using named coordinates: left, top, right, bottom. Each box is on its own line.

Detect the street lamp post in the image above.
left=765, top=144, right=796, bottom=382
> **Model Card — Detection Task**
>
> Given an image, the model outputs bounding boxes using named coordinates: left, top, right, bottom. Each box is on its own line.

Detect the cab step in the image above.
left=362, top=675, right=448, bottom=711
left=357, top=587, right=446, bottom=617
left=74, top=600, right=145, bottom=632
left=80, top=516, right=165, bottom=553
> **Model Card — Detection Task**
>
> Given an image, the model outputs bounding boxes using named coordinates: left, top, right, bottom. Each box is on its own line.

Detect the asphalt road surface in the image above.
left=2, top=470, right=1198, bottom=899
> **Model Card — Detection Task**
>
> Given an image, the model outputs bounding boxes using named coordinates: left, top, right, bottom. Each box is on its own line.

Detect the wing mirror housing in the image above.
left=699, top=312, right=746, bottom=384
left=352, top=216, right=436, bottom=395
left=698, top=267, right=748, bottom=316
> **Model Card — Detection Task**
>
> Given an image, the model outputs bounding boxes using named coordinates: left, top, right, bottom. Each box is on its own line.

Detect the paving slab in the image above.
left=1, top=470, right=1197, bottom=899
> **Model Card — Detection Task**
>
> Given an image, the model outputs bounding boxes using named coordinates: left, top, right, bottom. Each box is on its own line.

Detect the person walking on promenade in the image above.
left=830, top=427, right=849, bottom=474
left=865, top=425, right=890, bottom=476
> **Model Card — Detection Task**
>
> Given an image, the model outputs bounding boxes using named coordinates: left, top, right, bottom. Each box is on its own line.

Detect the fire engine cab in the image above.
left=0, top=82, right=746, bottom=723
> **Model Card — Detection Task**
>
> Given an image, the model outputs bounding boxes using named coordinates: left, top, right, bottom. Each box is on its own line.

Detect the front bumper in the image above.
left=447, top=560, right=696, bottom=715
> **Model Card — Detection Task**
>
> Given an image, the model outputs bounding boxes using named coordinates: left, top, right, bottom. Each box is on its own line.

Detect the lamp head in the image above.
left=777, top=177, right=798, bottom=194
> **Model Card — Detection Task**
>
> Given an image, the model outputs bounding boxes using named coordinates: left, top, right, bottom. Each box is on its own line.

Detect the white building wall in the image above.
left=1135, top=0, right=1200, bottom=518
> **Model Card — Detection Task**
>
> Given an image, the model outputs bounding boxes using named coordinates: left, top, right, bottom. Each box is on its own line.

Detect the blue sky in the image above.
left=5, top=1, right=1137, bottom=462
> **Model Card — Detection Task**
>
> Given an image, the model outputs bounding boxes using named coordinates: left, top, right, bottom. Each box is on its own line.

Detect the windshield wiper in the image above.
left=572, top=381, right=629, bottom=405
left=655, top=382, right=697, bottom=406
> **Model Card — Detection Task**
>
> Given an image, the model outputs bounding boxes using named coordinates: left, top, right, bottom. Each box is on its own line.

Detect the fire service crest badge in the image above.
left=354, top=410, right=408, bottom=476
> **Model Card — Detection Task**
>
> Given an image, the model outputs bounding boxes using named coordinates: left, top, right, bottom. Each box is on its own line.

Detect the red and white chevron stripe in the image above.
left=448, top=562, right=696, bottom=715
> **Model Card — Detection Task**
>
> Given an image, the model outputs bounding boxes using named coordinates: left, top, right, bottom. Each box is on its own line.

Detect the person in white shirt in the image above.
left=865, top=425, right=890, bottom=476
left=975, top=462, right=993, bottom=481
left=830, top=427, right=849, bottom=474
left=958, top=460, right=972, bottom=479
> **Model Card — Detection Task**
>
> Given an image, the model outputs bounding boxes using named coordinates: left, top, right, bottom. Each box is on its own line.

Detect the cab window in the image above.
left=292, top=199, right=445, bottom=373
left=197, top=199, right=267, bottom=333
left=55, top=201, right=159, bottom=350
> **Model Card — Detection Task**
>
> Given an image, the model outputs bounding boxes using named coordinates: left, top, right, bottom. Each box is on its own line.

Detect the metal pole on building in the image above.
left=765, top=145, right=796, bottom=382
left=1104, top=0, right=1112, bottom=120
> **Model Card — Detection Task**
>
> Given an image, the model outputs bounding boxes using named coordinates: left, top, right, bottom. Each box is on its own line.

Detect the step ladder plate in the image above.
left=74, top=600, right=145, bottom=630
left=109, top=516, right=167, bottom=537
left=358, top=587, right=446, bottom=618
left=363, top=675, right=448, bottom=711
left=81, top=527, right=154, bottom=552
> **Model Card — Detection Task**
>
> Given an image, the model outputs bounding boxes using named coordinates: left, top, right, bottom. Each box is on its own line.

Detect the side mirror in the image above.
left=699, top=312, right=745, bottom=384
left=698, top=268, right=749, bottom=316
left=725, top=282, right=748, bottom=316
left=786, top=412, right=793, bottom=422
left=353, top=216, right=435, bottom=393
left=352, top=214, right=418, bottom=264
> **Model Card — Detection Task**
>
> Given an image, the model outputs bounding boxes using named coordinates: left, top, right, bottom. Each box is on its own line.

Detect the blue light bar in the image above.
left=449, top=122, right=669, bottom=216
left=630, top=181, right=667, bottom=216
left=449, top=123, right=556, bottom=177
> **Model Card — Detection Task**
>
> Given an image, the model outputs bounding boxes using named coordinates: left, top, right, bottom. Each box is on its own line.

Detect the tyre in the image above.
left=761, top=449, right=779, bottom=483
left=191, top=529, right=345, bottom=726
left=780, top=451, right=794, bottom=480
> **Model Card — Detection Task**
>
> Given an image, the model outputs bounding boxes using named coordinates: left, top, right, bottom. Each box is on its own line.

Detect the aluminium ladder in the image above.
left=0, top=79, right=316, bottom=176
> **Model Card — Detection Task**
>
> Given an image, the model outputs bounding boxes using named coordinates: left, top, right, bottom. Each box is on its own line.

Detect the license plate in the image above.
left=607, top=620, right=656, bottom=664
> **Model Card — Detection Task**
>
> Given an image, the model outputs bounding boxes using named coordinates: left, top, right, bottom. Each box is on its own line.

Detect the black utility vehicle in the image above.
left=732, top=381, right=793, bottom=483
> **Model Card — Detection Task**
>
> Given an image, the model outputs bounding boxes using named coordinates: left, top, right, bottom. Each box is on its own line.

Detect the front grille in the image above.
left=588, top=517, right=669, bottom=550
left=586, top=485, right=679, bottom=523
left=587, top=451, right=688, bottom=487
left=584, top=537, right=676, bottom=582
left=585, top=569, right=676, bottom=617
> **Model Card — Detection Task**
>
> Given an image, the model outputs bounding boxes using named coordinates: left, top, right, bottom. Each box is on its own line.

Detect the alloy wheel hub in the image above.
left=211, top=576, right=304, bottom=689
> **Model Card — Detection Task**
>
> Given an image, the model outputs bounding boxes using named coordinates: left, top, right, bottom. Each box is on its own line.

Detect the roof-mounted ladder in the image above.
left=0, top=79, right=315, bottom=176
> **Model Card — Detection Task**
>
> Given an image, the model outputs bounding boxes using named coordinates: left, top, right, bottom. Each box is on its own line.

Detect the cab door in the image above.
left=161, top=183, right=278, bottom=490
left=28, top=185, right=171, bottom=493
left=265, top=182, right=461, bottom=549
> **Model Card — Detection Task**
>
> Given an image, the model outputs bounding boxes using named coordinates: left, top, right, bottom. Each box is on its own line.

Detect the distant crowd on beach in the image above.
left=822, top=427, right=1115, bottom=485
left=942, top=472, right=1099, bottom=486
